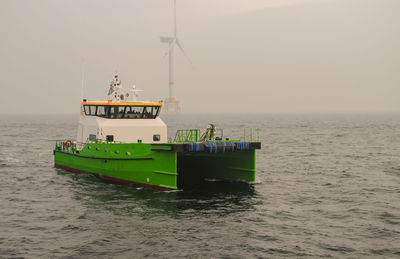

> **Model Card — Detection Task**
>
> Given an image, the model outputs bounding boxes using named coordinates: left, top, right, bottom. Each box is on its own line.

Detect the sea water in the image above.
left=0, top=113, right=399, bottom=258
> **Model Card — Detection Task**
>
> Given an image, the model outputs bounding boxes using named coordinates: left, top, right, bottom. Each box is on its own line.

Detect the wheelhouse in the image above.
left=81, top=102, right=162, bottom=119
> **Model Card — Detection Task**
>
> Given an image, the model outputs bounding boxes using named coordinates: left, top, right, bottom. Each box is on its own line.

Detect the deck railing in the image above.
left=174, top=129, right=201, bottom=143
left=241, top=128, right=260, bottom=141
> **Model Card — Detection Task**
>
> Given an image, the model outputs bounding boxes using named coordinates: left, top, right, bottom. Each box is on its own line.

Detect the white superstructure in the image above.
left=77, top=74, right=167, bottom=144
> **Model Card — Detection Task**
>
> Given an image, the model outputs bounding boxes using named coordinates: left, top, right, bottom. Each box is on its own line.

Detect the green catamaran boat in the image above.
left=54, top=74, right=261, bottom=190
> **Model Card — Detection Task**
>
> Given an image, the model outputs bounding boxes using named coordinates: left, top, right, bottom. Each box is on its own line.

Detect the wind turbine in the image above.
left=160, top=0, right=191, bottom=115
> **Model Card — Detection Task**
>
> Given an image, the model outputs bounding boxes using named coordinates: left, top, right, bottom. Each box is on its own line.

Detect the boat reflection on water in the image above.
left=57, top=168, right=258, bottom=217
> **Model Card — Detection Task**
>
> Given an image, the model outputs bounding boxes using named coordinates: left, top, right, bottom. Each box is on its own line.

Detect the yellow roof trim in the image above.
left=81, top=102, right=163, bottom=107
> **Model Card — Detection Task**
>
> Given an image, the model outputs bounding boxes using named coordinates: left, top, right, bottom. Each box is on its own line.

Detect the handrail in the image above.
left=174, top=129, right=201, bottom=143
left=241, top=128, right=260, bottom=141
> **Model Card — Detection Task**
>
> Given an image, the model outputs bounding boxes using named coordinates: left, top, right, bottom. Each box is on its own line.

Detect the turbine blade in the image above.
left=175, top=39, right=192, bottom=64
left=174, top=0, right=177, bottom=38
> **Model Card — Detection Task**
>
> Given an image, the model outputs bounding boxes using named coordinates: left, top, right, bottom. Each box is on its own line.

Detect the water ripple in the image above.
left=1, top=114, right=400, bottom=258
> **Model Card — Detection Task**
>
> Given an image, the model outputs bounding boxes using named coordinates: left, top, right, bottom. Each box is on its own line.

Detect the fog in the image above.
left=0, top=0, right=399, bottom=114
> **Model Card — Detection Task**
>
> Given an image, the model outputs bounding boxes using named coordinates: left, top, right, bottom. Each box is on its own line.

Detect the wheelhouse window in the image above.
left=90, top=105, right=97, bottom=115
left=97, top=106, right=107, bottom=117
left=125, top=106, right=144, bottom=119
left=82, top=105, right=160, bottom=119
left=84, top=105, right=90, bottom=115
left=84, top=105, right=97, bottom=116
left=143, top=106, right=160, bottom=119
left=109, top=106, right=126, bottom=119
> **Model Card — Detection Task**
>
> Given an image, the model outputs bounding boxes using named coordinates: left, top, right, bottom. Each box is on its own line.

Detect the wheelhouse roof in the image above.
left=81, top=102, right=163, bottom=107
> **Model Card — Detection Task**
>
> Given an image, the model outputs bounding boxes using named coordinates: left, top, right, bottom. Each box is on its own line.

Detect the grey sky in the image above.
left=0, top=0, right=399, bottom=114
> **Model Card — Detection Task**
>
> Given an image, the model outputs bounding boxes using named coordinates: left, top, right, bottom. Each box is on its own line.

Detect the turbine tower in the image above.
left=160, top=0, right=191, bottom=115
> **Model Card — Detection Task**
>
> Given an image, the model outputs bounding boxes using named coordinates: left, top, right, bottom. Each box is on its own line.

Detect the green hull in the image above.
left=54, top=141, right=259, bottom=190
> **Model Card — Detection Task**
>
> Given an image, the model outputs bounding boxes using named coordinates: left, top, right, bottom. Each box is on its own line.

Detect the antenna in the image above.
left=81, top=56, right=85, bottom=101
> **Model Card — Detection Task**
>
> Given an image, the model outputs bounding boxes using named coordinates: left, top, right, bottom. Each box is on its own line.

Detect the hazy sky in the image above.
left=0, top=0, right=399, bottom=114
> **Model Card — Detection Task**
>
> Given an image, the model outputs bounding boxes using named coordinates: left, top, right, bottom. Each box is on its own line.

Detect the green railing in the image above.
left=174, top=129, right=201, bottom=143
left=55, top=140, right=83, bottom=153
left=242, top=128, right=260, bottom=141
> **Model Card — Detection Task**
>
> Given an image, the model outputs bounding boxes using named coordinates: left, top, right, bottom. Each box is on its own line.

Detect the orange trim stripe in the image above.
left=81, top=102, right=163, bottom=106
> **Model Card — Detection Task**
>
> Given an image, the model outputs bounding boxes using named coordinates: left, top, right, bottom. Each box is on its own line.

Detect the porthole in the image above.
left=126, top=152, right=131, bottom=156
left=105, top=149, right=109, bottom=152
left=114, top=150, right=119, bottom=154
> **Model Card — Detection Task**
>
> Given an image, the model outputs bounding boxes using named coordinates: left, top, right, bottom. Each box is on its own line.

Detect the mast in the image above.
left=81, top=57, right=85, bottom=101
